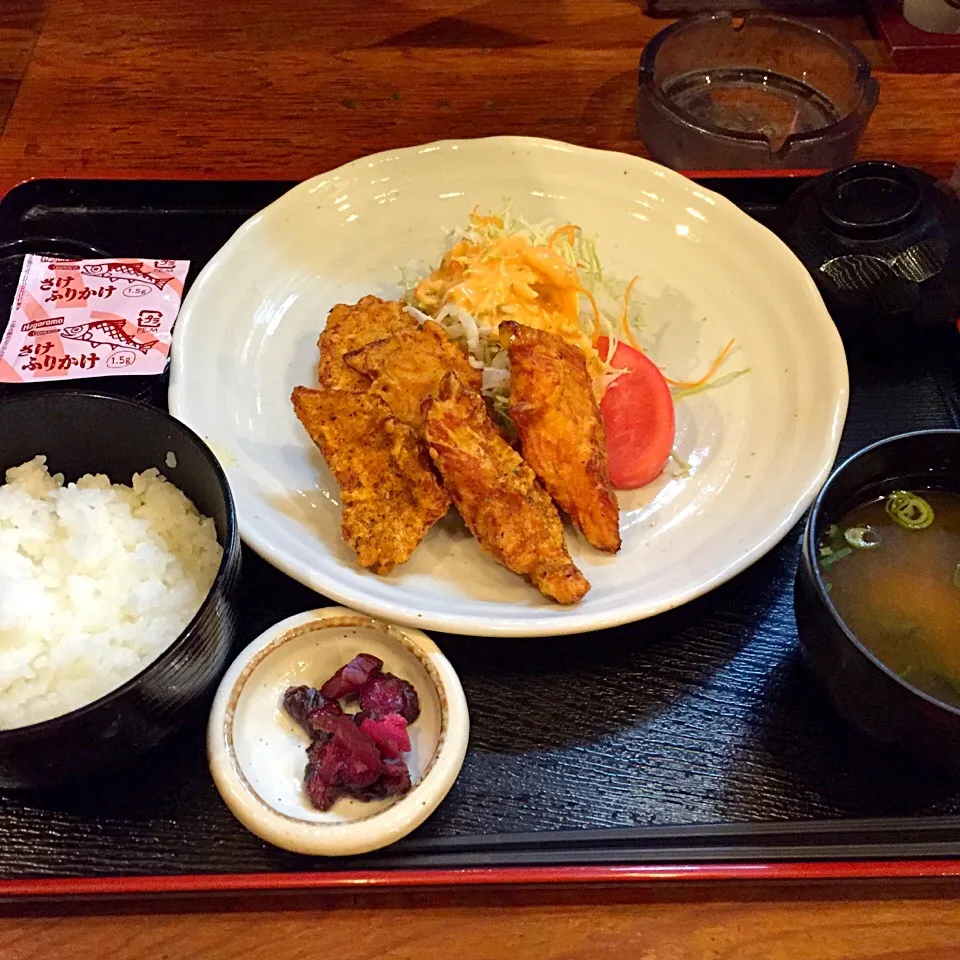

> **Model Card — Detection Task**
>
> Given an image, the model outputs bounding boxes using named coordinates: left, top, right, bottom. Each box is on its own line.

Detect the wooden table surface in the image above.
left=2, top=0, right=960, bottom=955
left=0, top=0, right=959, bottom=187
left=3, top=883, right=960, bottom=959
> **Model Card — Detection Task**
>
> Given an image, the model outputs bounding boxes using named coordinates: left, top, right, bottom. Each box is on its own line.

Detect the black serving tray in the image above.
left=2, top=175, right=960, bottom=891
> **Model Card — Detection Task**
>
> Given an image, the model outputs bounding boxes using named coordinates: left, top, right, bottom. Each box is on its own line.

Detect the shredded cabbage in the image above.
left=403, top=305, right=433, bottom=325
left=670, top=367, right=750, bottom=401
left=399, top=203, right=745, bottom=422
left=481, top=366, right=511, bottom=393
left=399, top=202, right=645, bottom=414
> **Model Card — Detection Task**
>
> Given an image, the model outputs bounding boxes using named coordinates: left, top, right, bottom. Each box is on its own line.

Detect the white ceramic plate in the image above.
left=170, top=136, right=848, bottom=638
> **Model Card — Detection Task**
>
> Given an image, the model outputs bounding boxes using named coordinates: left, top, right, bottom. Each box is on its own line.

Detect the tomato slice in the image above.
left=597, top=338, right=676, bottom=490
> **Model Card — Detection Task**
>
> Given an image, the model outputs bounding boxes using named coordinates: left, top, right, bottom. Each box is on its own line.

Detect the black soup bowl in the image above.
left=795, top=429, right=960, bottom=770
left=0, top=391, right=240, bottom=788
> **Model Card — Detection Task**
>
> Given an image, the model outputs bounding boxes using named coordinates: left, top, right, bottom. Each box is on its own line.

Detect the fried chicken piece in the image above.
left=504, top=321, right=621, bottom=553
left=291, top=386, right=449, bottom=574
left=343, top=321, right=482, bottom=430
left=422, top=373, right=589, bottom=604
left=317, top=296, right=417, bottom=391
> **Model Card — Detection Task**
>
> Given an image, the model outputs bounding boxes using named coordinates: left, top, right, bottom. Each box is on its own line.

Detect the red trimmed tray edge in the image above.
left=3, top=861, right=960, bottom=899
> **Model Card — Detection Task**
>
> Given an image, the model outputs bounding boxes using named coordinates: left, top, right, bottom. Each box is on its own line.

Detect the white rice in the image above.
left=0, top=456, right=222, bottom=730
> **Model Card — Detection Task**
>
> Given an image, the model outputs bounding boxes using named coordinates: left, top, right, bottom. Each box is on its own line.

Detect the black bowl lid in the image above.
left=820, top=162, right=923, bottom=240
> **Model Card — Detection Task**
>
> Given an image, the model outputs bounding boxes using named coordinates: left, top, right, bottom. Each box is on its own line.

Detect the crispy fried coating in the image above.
left=317, top=296, right=417, bottom=391
left=422, top=373, right=589, bottom=604
left=343, top=320, right=482, bottom=430
left=504, top=321, right=621, bottom=553
left=291, top=386, right=449, bottom=574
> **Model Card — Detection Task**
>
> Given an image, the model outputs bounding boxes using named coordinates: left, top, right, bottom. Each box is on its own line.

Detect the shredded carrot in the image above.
left=470, top=207, right=504, bottom=230
left=547, top=224, right=579, bottom=248
left=577, top=285, right=602, bottom=344
left=666, top=339, right=735, bottom=389
left=620, top=276, right=640, bottom=350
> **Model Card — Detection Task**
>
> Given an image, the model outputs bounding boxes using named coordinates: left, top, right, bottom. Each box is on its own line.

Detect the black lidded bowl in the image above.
left=0, top=391, right=240, bottom=788
left=795, top=429, right=960, bottom=770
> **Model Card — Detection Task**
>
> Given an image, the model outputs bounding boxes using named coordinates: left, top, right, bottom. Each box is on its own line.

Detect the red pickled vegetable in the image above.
left=320, top=653, right=383, bottom=700
left=353, top=757, right=413, bottom=800
left=360, top=713, right=411, bottom=759
left=304, top=700, right=343, bottom=740
left=290, top=653, right=421, bottom=810
left=360, top=673, right=421, bottom=723
left=303, top=740, right=342, bottom=811
left=319, top=716, right=383, bottom=789
left=283, top=685, right=330, bottom=737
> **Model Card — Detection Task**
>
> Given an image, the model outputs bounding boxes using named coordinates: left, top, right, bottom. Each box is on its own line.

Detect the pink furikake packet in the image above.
left=0, top=256, right=190, bottom=383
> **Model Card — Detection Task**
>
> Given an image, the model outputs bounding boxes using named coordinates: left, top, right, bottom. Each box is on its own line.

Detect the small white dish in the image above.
left=207, top=606, right=468, bottom=856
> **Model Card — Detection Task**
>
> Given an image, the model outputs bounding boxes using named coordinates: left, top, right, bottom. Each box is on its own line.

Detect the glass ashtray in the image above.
left=637, top=13, right=879, bottom=171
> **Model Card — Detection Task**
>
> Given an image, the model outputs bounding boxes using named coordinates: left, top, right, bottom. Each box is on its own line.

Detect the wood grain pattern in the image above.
left=0, top=0, right=956, bottom=190
left=3, top=885, right=960, bottom=958
left=0, top=0, right=48, bottom=134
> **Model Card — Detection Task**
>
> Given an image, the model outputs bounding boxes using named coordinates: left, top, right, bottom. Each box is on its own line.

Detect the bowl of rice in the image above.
left=0, top=390, right=240, bottom=789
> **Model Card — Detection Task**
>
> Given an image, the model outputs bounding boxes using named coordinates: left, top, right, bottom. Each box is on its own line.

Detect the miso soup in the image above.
left=819, top=489, right=960, bottom=708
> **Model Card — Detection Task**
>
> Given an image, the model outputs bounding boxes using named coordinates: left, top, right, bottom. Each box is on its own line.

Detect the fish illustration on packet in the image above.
left=81, top=261, right=173, bottom=289
left=0, top=255, right=190, bottom=383
left=61, top=318, right=158, bottom=354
